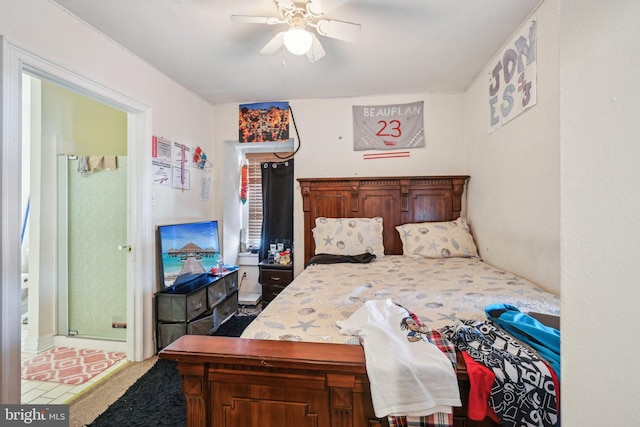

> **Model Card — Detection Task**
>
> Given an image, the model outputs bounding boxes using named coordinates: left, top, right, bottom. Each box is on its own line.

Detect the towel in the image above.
left=88, top=156, right=117, bottom=172
left=77, top=156, right=90, bottom=176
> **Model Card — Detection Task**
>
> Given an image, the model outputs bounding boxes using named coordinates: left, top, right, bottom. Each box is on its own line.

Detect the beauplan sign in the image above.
left=353, top=101, right=425, bottom=151
left=489, top=20, right=537, bottom=133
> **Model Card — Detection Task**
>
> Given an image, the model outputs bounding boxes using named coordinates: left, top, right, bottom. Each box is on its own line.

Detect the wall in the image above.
left=464, top=1, right=560, bottom=294
left=0, top=0, right=217, bottom=227
left=22, top=0, right=213, bottom=226
left=43, top=80, right=127, bottom=155
left=560, top=0, right=640, bottom=424
left=214, top=93, right=467, bottom=273
left=1, top=0, right=217, bottom=398
left=217, top=72, right=559, bottom=292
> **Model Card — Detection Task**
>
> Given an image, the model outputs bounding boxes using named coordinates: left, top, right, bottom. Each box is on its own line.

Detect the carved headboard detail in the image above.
left=298, top=176, right=469, bottom=265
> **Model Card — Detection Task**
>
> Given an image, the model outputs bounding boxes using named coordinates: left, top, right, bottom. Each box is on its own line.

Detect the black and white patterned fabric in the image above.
left=440, top=320, right=558, bottom=427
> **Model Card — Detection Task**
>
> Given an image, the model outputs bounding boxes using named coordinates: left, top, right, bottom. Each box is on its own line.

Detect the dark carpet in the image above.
left=89, top=314, right=256, bottom=427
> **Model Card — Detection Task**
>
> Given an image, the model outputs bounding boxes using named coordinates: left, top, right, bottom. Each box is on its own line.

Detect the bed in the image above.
left=159, top=176, right=560, bottom=427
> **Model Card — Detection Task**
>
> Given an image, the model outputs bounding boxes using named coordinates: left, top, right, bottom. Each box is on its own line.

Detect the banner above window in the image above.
left=239, top=101, right=290, bottom=143
left=353, top=101, right=425, bottom=151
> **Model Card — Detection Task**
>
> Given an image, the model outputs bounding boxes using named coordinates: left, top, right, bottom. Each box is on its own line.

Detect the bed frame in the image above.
left=160, top=176, right=501, bottom=427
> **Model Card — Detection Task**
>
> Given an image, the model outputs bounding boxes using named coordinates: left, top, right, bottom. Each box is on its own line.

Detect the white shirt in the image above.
left=336, top=299, right=461, bottom=418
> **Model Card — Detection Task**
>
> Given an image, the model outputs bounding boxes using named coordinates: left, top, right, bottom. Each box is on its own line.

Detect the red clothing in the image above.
left=461, top=351, right=500, bottom=423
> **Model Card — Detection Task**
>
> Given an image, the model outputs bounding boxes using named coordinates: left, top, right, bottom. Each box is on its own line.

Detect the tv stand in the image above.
left=155, top=270, right=238, bottom=351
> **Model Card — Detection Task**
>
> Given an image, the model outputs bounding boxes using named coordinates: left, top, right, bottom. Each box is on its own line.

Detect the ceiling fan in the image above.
left=231, top=0, right=361, bottom=62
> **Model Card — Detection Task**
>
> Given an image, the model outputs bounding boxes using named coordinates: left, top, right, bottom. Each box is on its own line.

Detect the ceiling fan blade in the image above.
left=259, top=32, right=286, bottom=55
left=307, top=0, right=348, bottom=16
left=315, top=19, right=361, bottom=43
left=231, top=15, right=283, bottom=25
left=274, top=0, right=296, bottom=12
left=306, top=34, right=326, bottom=62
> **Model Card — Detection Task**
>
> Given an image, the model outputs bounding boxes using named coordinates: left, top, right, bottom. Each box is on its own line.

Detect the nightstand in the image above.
left=258, top=261, right=293, bottom=306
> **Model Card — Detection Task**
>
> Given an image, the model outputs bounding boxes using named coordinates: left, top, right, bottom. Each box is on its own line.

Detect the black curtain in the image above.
left=259, top=159, right=294, bottom=263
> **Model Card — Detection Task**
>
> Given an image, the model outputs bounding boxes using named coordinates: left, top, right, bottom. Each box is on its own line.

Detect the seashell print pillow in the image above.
left=312, top=217, right=385, bottom=258
left=395, top=218, right=479, bottom=258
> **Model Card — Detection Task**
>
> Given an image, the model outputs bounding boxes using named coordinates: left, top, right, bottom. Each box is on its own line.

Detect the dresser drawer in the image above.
left=156, top=322, right=187, bottom=349
left=207, top=280, right=226, bottom=309
left=259, top=268, right=293, bottom=285
left=212, top=292, right=238, bottom=331
left=223, top=272, right=238, bottom=294
left=262, top=283, right=287, bottom=302
left=208, top=273, right=239, bottom=309
left=259, top=262, right=293, bottom=305
left=156, top=287, right=207, bottom=322
left=188, top=313, right=214, bottom=335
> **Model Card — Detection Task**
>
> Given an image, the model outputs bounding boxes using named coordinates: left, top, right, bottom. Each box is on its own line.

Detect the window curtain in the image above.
left=259, top=159, right=294, bottom=263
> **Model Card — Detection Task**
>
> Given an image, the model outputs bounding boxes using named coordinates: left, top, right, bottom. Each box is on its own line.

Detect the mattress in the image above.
left=241, top=256, right=560, bottom=343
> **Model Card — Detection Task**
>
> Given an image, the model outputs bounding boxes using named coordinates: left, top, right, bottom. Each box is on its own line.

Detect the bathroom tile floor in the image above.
left=20, top=351, right=128, bottom=404
left=19, top=305, right=261, bottom=405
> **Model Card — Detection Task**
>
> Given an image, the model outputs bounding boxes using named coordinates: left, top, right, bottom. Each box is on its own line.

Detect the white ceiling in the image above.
left=52, top=0, right=541, bottom=105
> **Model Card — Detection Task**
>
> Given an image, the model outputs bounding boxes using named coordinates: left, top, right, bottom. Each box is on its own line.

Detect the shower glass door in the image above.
left=61, top=155, right=127, bottom=340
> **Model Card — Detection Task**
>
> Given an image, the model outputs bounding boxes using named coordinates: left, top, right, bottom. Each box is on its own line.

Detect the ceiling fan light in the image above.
left=283, top=27, right=313, bottom=55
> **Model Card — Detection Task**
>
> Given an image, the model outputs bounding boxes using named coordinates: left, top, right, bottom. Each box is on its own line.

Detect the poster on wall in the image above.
left=172, top=141, right=191, bottom=191
left=352, top=101, right=424, bottom=151
left=489, top=20, right=537, bottom=134
left=152, top=135, right=172, bottom=186
left=238, top=101, right=290, bottom=142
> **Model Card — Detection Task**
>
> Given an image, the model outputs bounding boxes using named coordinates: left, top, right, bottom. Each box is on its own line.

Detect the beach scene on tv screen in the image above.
left=159, top=221, right=221, bottom=288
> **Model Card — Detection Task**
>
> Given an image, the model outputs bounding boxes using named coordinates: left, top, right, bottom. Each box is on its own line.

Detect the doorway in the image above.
left=21, top=74, right=129, bottom=352
left=1, top=38, right=155, bottom=404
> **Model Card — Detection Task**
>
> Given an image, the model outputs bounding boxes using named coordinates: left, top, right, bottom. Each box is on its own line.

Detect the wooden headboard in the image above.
left=298, top=176, right=469, bottom=265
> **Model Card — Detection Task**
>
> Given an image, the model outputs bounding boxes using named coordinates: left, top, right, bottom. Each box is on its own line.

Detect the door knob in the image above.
left=118, top=244, right=131, bottom=252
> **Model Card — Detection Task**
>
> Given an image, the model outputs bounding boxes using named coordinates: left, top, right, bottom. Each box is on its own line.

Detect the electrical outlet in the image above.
left=242, top=272, right=247, bottom=278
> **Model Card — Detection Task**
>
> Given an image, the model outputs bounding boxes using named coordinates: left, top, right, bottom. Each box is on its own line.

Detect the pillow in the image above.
left=395, top=218, right=479, bottom=259
left=313, top=217, right=385, bottom=258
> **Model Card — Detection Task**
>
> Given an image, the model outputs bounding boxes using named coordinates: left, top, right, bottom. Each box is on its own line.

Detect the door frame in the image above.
left=1, top=37, right=155, bottom=403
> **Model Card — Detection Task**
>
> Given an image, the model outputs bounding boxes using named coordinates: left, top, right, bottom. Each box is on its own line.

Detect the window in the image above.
left=244, top=152, right=292, bottom=249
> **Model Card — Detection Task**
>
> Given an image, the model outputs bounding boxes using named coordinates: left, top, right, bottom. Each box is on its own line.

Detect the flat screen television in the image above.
left=157, top=220, right=221, bottom=289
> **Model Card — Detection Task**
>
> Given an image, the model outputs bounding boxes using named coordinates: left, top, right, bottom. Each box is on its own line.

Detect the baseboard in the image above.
left=52, top=335, right=127, bottom=353
left=22, top=332, right=54, bottom=354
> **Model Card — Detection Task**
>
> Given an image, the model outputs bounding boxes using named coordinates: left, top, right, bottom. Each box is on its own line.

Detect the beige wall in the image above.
left=42, top=80, right=127, bottom=156
left=464, top=1, right=560, bottom=294
left=560, top=0, right=640, bottom=424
